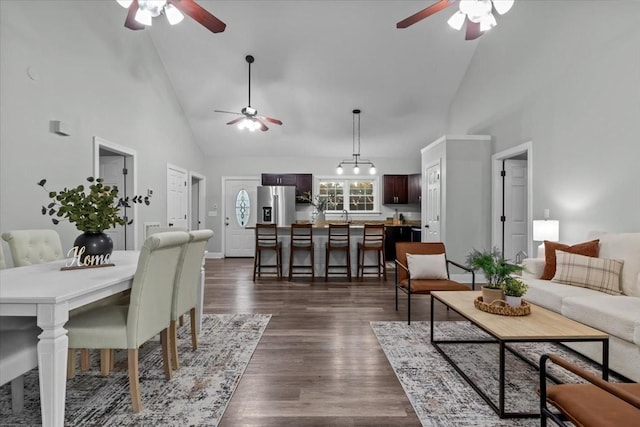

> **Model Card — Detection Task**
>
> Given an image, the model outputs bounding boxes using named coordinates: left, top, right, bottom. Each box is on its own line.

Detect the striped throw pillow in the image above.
left=552, top=251, right=623, bottom=295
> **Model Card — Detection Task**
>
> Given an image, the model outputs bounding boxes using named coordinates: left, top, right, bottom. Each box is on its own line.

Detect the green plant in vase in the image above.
left=502, top=276, right=529, bottom=307
left=38, top=176, right=150, bottom=266
left=466, top=247, right=525, bottom=304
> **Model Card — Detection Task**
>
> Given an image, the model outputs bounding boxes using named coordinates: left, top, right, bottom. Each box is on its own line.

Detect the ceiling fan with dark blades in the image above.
left=397, top=0, right=514, bottom=41
left=215, top=55, right=283, bottom=132
left=118, top=0, right=226, bottom=34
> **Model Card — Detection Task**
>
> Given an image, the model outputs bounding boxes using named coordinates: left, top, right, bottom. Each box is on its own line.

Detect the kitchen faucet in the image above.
left=342, top=209, right=350, bottom=223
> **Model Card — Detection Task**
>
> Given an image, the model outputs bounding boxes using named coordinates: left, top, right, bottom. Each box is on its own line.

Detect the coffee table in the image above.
left=430, top=290, right=609, bottom=418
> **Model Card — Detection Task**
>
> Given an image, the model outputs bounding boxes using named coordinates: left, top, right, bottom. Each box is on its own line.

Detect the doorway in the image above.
left=190, top=172, right=206, bottom=230
left=167, top=163, right=188, bottom=229
left=223, top=177, right=259, bottom=257
left=491, top=141, right=533, bottom=260
left=424, top=161, right=441, bottom=242
left=93, top=137, right=137, bottom=250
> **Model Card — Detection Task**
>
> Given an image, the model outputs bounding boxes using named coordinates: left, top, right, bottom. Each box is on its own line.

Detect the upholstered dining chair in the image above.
left=395, top=242, right=475, bottom=324
left=169, top=229, right=213, bottom=370
left=1, top=229, right=64, bottom=267
left=0, top=328, right=39, bottom=413
left=0, top=243, right=6, bottom=269
left=65, top=231, right=190, bottom=413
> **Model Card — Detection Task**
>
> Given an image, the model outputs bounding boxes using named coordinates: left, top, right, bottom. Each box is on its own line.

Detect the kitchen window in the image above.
left=317, top=177, right=379, bottom=213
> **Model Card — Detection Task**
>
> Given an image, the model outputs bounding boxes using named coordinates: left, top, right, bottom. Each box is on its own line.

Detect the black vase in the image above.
left=73, top=231, right=113, bottom=265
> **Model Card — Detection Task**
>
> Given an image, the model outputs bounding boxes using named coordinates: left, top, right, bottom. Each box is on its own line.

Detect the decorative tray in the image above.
left=474, top=296, right=531, bottom=316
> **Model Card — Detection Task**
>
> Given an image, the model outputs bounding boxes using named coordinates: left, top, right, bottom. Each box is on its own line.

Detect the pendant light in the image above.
left=336, top=109, right=376, bottom=175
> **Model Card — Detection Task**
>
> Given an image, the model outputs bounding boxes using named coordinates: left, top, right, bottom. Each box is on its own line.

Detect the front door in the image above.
left=224, top=178, right=259, bottom=257
left=425, top=162, right=441, bottom=242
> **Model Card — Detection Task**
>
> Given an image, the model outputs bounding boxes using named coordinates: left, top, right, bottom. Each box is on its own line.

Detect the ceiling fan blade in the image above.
left=255, top=118, right=269, bottom=132
left=396, top=0, right=455, bottom=29
left=465, top=19, right=483, bottom=40
left=226, top=117, right=245, bottom=126
left=214, top=110, right=241, bottom=116
left=260, top=116, right=283, bottom=126
left=169, top=0, right=227, bottom=33
left=125, top=0, right=145, bottom=30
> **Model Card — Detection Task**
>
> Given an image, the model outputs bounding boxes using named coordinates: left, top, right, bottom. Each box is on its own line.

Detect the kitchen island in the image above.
left=251, top=222, right=418, bottom=279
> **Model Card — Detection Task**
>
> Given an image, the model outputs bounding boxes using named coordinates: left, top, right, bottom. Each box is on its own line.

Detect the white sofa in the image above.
left=521, top=231, right=640, bottom=381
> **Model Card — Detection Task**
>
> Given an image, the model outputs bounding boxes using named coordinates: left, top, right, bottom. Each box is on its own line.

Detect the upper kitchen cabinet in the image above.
left=383, top=175, right=409, bottom=204
left=408, top=173, right=421, bottom=205
left=261, top=173, right=312, bottom=203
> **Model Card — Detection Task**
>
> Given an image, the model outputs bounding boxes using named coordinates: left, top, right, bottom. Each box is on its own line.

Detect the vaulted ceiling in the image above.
left=144, top=1, right=481, bottom=158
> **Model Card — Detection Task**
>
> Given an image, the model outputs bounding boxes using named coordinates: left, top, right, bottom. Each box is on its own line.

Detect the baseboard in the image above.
left=206, top=252, right=224, bottom=259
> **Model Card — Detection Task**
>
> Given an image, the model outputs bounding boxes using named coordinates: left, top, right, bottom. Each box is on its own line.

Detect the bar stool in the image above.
left=253, top=223, right=282, bottom=281
left=357, top=223, right=387, bottom=280
left=325, top=223, right=351, bottom=281
left=288, top=223, right=315, bottom=281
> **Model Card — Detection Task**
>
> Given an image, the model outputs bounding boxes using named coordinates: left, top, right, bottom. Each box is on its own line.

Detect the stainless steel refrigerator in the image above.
left=256, top=186, right=296, bottom=226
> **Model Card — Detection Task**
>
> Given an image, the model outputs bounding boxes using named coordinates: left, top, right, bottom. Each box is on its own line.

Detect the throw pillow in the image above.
left=552, top=251, right=623, bottom=295
left=406, top=253, right=448, bottom=280
left=541, top=239, right=599, bottom=280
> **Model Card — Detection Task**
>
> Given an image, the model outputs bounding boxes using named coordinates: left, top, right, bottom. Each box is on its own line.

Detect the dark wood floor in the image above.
left=205, top=258, right=464, bottom=426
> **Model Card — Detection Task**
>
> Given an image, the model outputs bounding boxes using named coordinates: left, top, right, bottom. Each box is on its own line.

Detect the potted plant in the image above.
left=300, top=191, right=333, bottom=224
left=466, top=247, right=525, bottom=304
left=38, top=177, right=150, bottom=264
left=502, top=276, right=529, bottom=307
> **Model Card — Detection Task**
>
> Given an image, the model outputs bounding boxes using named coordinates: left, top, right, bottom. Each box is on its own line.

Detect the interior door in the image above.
left=225, top=178, right=259, bottom=257
left=425, top=163, right=441, bottom=242
left=503, top=159, right=528, bottom=260
left=99, top=154, right=127, bottom=250
left=167, top=164, right=188, bottom=229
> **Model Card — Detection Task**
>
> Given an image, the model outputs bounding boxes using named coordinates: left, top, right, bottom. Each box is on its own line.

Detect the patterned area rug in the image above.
left=372, top=321, right=617, bottom=427
left=0, top=313, right=270, bottom=426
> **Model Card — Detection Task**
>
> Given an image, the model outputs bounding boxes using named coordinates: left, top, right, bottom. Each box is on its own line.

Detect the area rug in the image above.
left=0, top=313, right=270, bottom=426
left=372, top=321, right=618, bottom=427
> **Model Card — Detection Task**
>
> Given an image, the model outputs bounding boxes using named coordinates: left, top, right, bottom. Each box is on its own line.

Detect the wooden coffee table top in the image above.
left=431, top=291, right=608, bottom=341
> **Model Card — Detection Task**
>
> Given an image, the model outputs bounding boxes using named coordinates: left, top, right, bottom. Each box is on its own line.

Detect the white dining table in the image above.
left=0, top=250, right=206, bottom=427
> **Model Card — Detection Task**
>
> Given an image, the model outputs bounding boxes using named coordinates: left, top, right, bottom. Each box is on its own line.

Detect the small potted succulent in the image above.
left=502, top=276, right=529, bottom=307
left=38, top=177, right=150, bottom=264
left=466, top=247, right=525, bottom=304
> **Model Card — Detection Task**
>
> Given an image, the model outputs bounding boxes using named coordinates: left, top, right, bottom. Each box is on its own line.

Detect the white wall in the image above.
left=0, top=1, right=206, bottom=258
left=448, top=1, right=640, bottom=243
left=204, top=156, right=421, bottom=253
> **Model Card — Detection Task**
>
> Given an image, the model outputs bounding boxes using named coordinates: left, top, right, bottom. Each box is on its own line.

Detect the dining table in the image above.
left=0, top=249, right=206, bottom=427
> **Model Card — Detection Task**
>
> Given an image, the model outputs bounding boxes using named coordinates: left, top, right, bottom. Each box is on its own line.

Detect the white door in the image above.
left=425, top=163, right=441, bottom=242
left=167, top=164, right=188, bottom=229
left=190, top=174, right=205, bottom=230
left=100, top=155, right=127, bottom=250
left=224, top=178, right=259, bottom=257
left=503, top=159, right=528, bottom=260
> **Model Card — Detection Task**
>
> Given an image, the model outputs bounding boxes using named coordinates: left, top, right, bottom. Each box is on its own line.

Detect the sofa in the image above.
left=521, top=231, right=640, bottom=382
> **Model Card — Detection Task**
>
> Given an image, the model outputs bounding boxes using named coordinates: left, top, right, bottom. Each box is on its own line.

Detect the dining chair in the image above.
left=0, top=328, right=40, bottom=413
left=0, top=243, right=6, bottom=269
left=1, top=229, right=64, bottom=267
left=288, top=223, right=315, bottom=281
left=169, top=229, right=213, bottom=370
left=325, top=223, right=351, bottom=281
left=65, top=230, right=190, bottom=413
left=253, top=223, right=282, bottom=280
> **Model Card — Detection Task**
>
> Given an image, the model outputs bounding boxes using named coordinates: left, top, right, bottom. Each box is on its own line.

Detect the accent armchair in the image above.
left=395, top=242, right=475, bottom=324
left=540, top=353, right=640, bottom=426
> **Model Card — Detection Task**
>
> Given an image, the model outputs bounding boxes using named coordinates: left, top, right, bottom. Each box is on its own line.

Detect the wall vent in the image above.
left=144, top=222, right=162, bottom=240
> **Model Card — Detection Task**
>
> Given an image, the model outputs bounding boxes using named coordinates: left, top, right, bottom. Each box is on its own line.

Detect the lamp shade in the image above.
left=533, top=220, right=559, bottom=242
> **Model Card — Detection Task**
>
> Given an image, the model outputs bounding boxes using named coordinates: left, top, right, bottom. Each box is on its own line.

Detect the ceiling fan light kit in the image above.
left=117, top=0, right=226, bottom=33
left=214, top=55, right=283, bottom=133
left=336, top=109, right=376, bottom=176
left=398, top=0, right=514, bottom=40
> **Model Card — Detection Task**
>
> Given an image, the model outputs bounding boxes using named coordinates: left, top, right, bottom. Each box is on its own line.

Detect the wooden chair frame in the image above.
left=253, top=223, right=282, bottom=281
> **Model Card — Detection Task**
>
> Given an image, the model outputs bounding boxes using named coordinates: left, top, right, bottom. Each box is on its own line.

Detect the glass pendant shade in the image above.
left=479, top=13, right=497, bottom=31
left=336, top=165, right=344, bottom=175
left=353, top=165, right=360, bottom=175
left=447, top=11, right=466, bottom=31
left=369, top=165, right=376, bottom=175
left=134, top=9, right=153, bottom=26
left=165, top=4, right=184, bottom=25
left=492, top=0, right=514, bottom=15
left=138, top=0, right=166, bottom=17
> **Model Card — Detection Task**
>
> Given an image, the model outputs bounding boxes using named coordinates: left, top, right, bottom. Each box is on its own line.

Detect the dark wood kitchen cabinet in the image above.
left=383, top=175, right=409, bottom=204
left=408, top=173, right=422, bottom=205
left=261, top=173, right=313, bottom=203
left=385, top=225, right=412, bottom=261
